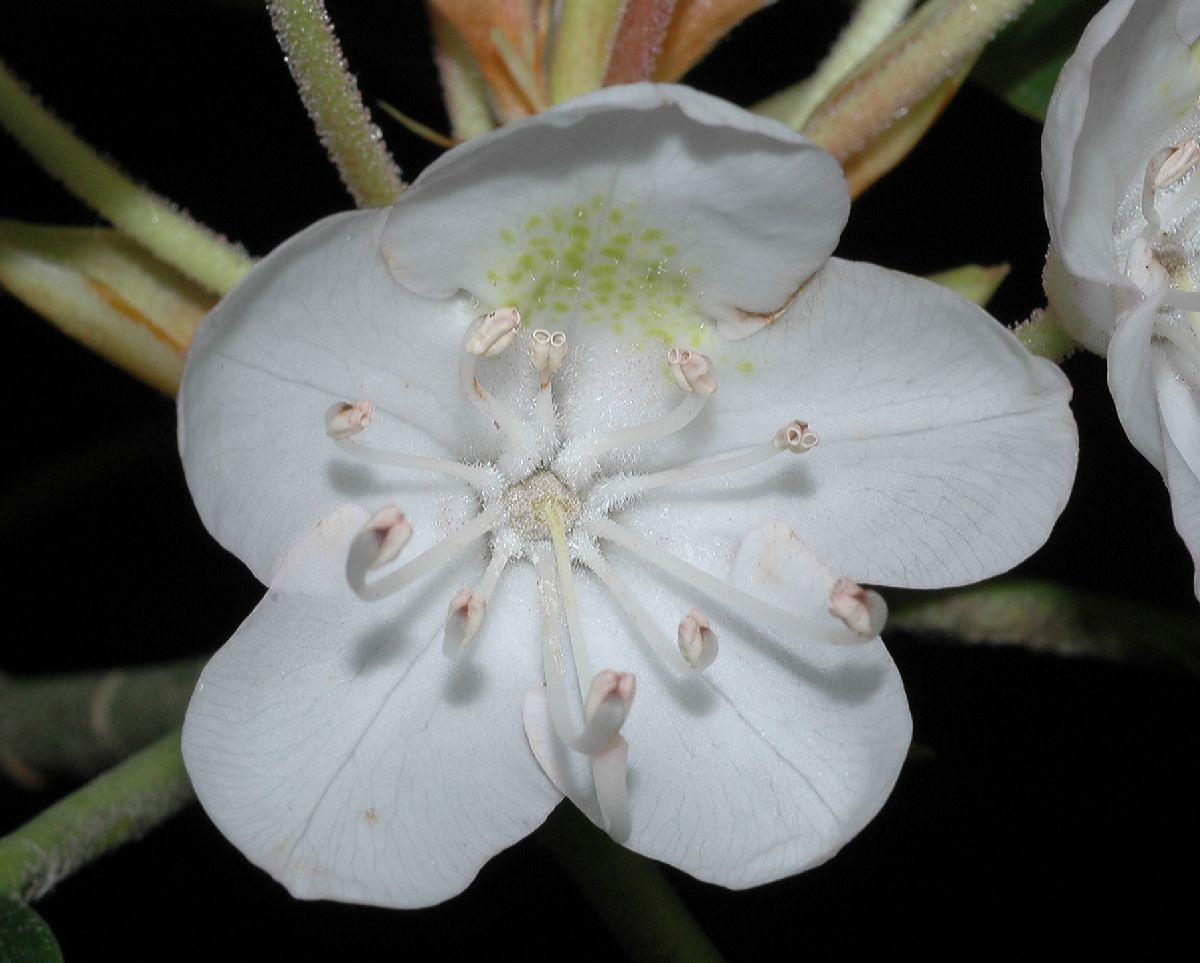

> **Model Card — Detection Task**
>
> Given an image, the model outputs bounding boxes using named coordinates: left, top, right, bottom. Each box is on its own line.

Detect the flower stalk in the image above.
left=802, top=0, right=1034, bottom=163
left=0, top=729, right=193, bottom=902
left=266, top=0, right=405, bottom=208
left=0, top=61, right=253, bottom=296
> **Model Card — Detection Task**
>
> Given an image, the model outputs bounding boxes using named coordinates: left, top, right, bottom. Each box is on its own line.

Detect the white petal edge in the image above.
left=525, top=519, right=911, bottom=886
left=179, top=209, right=482, bottom=584
left=379, top=82, right=848, bottom=336
left=598, top=259, right=1078, bottom=588
left=182, top=506, right=561, bottom=907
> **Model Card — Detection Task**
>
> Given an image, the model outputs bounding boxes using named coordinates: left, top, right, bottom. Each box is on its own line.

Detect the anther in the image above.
left=677, top=608, right=718, bottom=670
left=466, top=307, right=521, bottom=357
left=572, top=670, right=636, bottom=756
left=667, top=347, right=717, bottom=396
left=346, top=507, right=413, bottom=595
left=774, top=419, right=819, bottom=452
left=1152, top=140, right=1200, bottom=189
left=531, top=328, right=568, bottom=383
left=827, top=577, right=887, bottom=638
left=325, top=400, right=375, bottom=438
left=584, top=670, right=636, bottom=732
left=443, top=588, right=485, bottom=657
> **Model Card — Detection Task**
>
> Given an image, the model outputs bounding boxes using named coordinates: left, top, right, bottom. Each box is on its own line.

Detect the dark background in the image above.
left=3, top=1, right=1198, bottom=957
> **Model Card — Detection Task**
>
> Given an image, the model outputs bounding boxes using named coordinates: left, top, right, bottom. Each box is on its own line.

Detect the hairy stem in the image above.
left=0, top=60, right=253, bottom=296
left=803, top=0, right=1034, bottom=162
left=0, top=730, right=193, bottom=901
left=266, top=0, right=405, bottom=207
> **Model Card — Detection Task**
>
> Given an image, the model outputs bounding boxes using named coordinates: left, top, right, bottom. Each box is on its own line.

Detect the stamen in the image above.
left=348, top=507, right=412, bottom=573
left=1143, top=141, right=1200, bottom=233
left=530, top=330, right=566, bottom=458
left=667, top=347, right=717, bottom=396
left=347, top=507, right=500, bottom=602
left=443, top=589, right=485, bottom=657
left=325, top=399, right=375, bottom=438
left=466, top=307, right=522, bottom=357
left=459, top=310, right=537, bottom=470
left=1152, top=140, right=1200, bottom=189
left=530, top=328, right=568, bottom=388
left=677, top=608, right=719, bottom=670
left=591, top=735, right=632, bottom=842
left=555, top=348, right=717, bottom=485
left=588, top=517, right=865, bottom=647
left=594, top=419, right=817, bottom=506
left=531, top=550, right=636, bottom=756
left=441, top=552, right=510, bottom=658
left=578, top=541, right=692, bottom=671
left=827, top=578, right=888, bottom=637
left=325, top=402, right=496, bottom=489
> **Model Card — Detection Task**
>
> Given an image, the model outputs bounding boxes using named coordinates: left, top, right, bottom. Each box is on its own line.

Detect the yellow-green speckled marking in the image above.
left=479, top=193, right=710, bottom=350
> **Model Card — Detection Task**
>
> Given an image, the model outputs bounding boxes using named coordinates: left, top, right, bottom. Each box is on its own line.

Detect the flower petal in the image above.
left=182, top=506, right=560, bottom=908
left=180, top=209, right=484, bottom=583
left=609, top=260, right=1078, bottom=588
left=379, top=83, right=848, bottom=337
left=1107, top=299, right=1167, bottom=471
left=1155, top=343, right=1200, bottom=596
left=525, top=520, right=910, bottom=886
left=1042, top=0, right=1200, bottom=342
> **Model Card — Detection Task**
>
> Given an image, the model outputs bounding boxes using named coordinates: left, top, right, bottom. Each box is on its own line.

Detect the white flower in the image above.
left=1043, top=0, right=1200, bottom=598
left=180, top=83, right=1076, bottom=908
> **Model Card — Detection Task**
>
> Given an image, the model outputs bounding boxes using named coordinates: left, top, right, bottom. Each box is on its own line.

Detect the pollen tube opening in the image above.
left=347, top=507, right=500, bottom=602
left=325, top=402, right=496, bottom=490
left=588, top=517, right=864, bottom=647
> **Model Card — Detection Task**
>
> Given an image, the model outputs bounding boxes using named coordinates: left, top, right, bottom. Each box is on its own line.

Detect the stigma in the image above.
left=323, top=307, right=881, bottom=841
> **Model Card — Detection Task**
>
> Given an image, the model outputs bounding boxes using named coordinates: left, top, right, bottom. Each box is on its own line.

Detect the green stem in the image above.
left=0, top=60, right=253, bottom=296
left=266, top=0, right=405, bottom=208
left=0, top=659, right=203, bottom=788
left=538, top=804, right=724, bottom=963
left=803, top=0, right=1034, bottom=161
left=0, top=729, right=193, bottom=901
left=888, top=579, right=1200, bottom=677
left=547, top=0, right=624, bottom=104
left=756, top=0, right=915, bottom=127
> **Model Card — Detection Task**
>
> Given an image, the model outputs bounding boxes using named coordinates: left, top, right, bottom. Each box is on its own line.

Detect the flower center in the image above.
left=1118, top=121, right=1200, bottom=367
left=501, top=469, right=580, bottom=542
left=323, top=306, right=884, bottom=841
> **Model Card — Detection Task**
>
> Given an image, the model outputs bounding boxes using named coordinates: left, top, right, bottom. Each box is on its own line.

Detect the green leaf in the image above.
left=0, top=898, right=64, bottom=963
left=973, top=0, right=1106, bottom=121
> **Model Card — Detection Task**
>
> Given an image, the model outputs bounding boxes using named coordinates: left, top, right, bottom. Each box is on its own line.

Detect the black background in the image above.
left=3, top=1, right=1198, bottom=958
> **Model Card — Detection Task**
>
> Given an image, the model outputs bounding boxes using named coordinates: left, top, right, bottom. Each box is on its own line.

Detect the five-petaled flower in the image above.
left=1043, top=0, right=1200, bottom=598
left=180, top=84, right=1077, bottom=907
